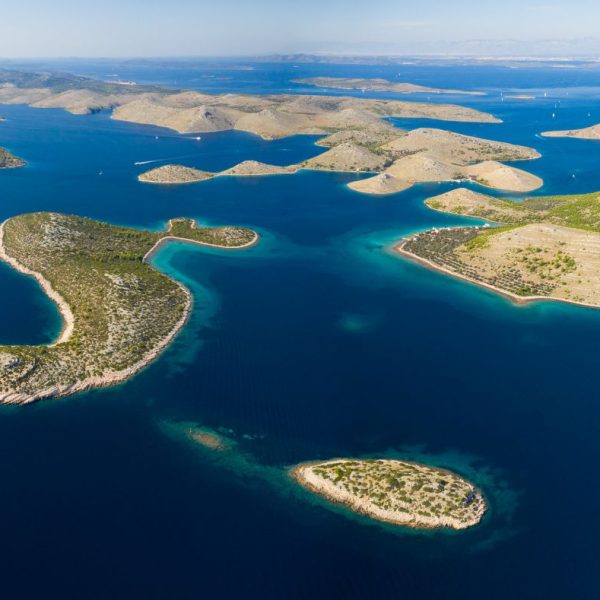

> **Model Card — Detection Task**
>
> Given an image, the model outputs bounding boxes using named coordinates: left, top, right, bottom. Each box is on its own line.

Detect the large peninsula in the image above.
left=0, top=213, right=257, bottom=404
left=0, top=68, right=498, bottom=141
left=292, top=459, right=486, bottom=530
left=397, top=188, right=600, bottom=307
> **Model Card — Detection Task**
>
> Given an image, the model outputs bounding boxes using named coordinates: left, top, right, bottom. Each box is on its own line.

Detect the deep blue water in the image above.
left=1, top=61, right=600, bottom=599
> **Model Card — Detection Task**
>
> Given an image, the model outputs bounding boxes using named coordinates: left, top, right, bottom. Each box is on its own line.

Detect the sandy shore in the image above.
left=394, top=238, right=600, bottom=311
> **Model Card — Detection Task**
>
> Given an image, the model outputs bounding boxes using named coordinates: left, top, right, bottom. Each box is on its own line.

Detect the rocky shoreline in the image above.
left=292, top=459, right=486, bottom=530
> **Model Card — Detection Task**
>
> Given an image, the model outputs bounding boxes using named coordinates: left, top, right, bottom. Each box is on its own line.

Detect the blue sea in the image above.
left=1, top=60, right=600, bottom=599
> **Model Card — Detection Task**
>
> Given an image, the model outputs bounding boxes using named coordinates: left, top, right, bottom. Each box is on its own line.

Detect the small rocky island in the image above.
left=542, top=123, right=600, bottom=140
left=398, top=188, right=600, bottom=307
left=292, top=459, right=486, bottom=530
left=0, top=213, right=257, bottom=404
left=138, top=164, right=213, bottom=184
left=0, top=147, right=25, bottom=169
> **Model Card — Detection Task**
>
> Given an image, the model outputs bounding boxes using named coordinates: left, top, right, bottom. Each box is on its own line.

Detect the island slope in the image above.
left=0, top=213, right=257, bottom=404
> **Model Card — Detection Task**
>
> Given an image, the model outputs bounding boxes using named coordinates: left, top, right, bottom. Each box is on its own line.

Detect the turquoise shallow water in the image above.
left=1, top=62, right=600, bottom=598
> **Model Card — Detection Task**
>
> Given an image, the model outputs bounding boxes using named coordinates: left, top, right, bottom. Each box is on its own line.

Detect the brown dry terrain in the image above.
left=0, top=70, right=500, bottom=141
left=138, top=165, right=213, bottom=184
left=542, top=123, right=600, bottom=140
left=140, top=128, right=543, bottom=194
left=399, top=188, right=600, bottom=307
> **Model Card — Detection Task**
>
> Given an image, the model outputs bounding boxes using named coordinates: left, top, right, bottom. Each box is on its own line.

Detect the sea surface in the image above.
left=1, top=60, right=600, bottom=599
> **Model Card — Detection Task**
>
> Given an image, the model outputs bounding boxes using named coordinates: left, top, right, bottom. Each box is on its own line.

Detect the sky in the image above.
left=2, top=0, right=600, bottom=57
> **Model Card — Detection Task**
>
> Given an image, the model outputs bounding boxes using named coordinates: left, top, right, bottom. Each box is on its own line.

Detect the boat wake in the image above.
left=134, top=153, right=199, bottom=166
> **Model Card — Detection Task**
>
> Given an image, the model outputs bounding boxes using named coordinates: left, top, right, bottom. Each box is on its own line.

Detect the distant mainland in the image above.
left=294, top=76, right=486, bottom=96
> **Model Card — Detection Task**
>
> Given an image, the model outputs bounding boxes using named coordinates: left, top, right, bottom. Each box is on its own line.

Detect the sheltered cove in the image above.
left=0, top=213, right=257, bottom=404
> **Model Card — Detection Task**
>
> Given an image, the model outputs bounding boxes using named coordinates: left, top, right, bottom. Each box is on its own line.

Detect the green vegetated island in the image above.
left=0, top=212, right=257, bottom=404
left=0, top=69, right=544, bottom=195
left=398, top=187, right=600, bottom=307
left=292, top=459, right=486, bottom=530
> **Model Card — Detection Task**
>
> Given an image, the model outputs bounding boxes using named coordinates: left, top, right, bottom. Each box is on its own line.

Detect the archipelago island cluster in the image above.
left=3, top=67, right=600, bottom=530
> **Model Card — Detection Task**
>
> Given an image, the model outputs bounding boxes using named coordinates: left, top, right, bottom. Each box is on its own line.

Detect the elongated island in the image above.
left=292, top=459, right=486, bottom=530
left=0, top=213, right=257, bottom=404
left=397, top=188, right=600, bottom=307
left=294, top=76, right=485, bottom=96
left=140, top=128, right=543, bottom=195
